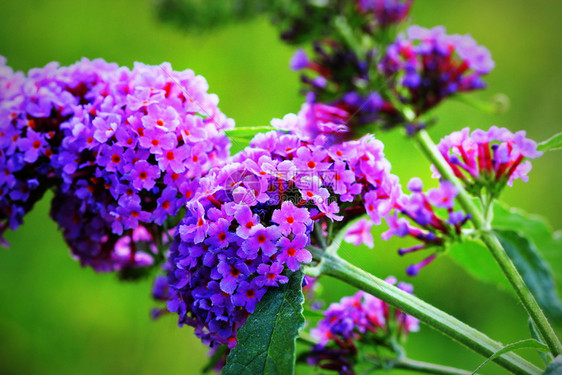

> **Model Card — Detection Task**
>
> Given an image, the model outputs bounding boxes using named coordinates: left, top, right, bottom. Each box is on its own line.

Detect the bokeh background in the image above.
left=1, top=0, right=561, bottom=374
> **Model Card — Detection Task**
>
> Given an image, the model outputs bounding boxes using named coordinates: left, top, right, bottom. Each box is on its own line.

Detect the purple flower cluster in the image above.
left=383, top=178, right=470, bottom=276
left=290, top=44, right=402, bottom=134
left=305, top=278, right=419, bottom=374
left=357, top=0, right=413, bottom=27
left=381, top=26, right=495, bottom=115
left=165, top=124, right=400, bottom=348
left=432, top=126, right=543, bottom=197
left=0, top=57, right=233, bottom=271
left=0, top=57, right=55, bottom=244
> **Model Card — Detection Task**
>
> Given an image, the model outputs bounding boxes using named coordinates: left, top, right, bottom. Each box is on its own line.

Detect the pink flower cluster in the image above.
left=433, top=126, right=542, bottom=197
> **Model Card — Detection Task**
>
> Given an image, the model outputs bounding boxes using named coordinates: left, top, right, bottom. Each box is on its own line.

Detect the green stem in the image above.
left=225, top=126, right=276, bottom=134
left=414, top=129, right=562, bottom=357
left=307, top=247, right=541, bottom=375
left=394, top=358, right=473, bottom=375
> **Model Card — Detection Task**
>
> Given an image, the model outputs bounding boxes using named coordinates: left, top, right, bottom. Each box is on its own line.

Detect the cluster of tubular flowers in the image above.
left=164, top=117, right=401, bottom=349
left=0, top=57, right=56, bottom=244
left=356, top=0, right=413, bottom=27
left=383, top=178, right=470, bottom=276
left=432, top=126, right=543, bottom=197
left=381, top=26, right=495, bottom=115
left=0, top=57, right=233, bottom=271
left=305, top=278, right=419, bottom=375
left=290, top=43, right=401, bottom=133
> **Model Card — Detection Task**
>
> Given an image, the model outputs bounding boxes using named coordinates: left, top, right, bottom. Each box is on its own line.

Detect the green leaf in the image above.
left=495, top=229, right=562, bottom=322
left=223, top=271, right=305, bottom=375
left=493, top=203, right=562, bottom=265
left=528, top=319, right=553, bottom=365
left=472, top=339, right=549, bottom=374
left=542, top=355, right=562, bottom=374
left=448, top=240, right=511, bottom=290
left=537, top=132, right=562, bottom=152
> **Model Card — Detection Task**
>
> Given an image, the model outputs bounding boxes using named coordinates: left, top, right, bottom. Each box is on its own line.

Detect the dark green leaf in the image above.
left=448, top=240, right=511, bottom=290
left=495, top=230, right=562, bottom=322
left=472, top=339, right=549, bottom=374
left=542, top=355, right=562, bottom=375
left=223, top=271, right=305, bottom=375
left=537, top=132, right=562, bottom=152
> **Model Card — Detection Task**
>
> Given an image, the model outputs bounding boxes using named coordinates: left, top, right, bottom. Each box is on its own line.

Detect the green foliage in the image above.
left=448, top=239, right=511, bottom=290
left=529, top=319, right=554, bottom=365
left=155, top=0, right=268, bottom=32
left=493, top=203, right=562, bottom=286
left=495, top=230, right=562, bottom=323
left=471, top=339, right=549, bottom=374
left=538, top=132, right=562, bottom=152
left=542, top=355, right=562, bottom=375
left=448, top=203, right=562, bottom=323
left=223, top=271, right=305, bottom=375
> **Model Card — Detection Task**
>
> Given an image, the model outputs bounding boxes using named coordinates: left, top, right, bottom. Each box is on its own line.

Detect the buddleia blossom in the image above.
left=432, top=127, right=543, bottom=198
left=304, top=278, right=419, bottom=375
left=165, top=120, right=400, bottom=349
left=0, top=57, right=61, bottom=244
left=383, top=178, right=470, bottom=276
left=357, top=0, right=414, bottom=27
left=0, top=57, right=233, bottom=271
left=381, top=26, right=495, bottom=115
left=289, top=44, right=401, bottom=135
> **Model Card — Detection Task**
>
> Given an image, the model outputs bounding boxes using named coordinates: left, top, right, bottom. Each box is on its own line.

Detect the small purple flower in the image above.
left=130, top=160, right=160, bottom=190
left=240, top=225, right=281, bottom=258
left=271, top=201, right=312, bottom=236
left=427, top=181, right=457, bottom=209
left=277, top=234, right=312, bottom=271
left=234, top=205, right=262, bottom=239
left=344, top=218, right=374, bottom=248
left=290, top=49, right=310, bottom=70
left=255, top=262, right=289, bottom=287
left=232, top=280, right=266, bottom=313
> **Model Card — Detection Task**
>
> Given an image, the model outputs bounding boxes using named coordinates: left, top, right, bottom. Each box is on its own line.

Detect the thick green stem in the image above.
left=394, top=358, right=472, bottom=375
left=307, top=248, right=541, bottom=375
left=414, top=129, right=562, bottom=357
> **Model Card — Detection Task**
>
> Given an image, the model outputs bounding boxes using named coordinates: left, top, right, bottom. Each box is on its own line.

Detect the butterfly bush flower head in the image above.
left=305, top=278, right=419, bottom=374
left=432, top=126, right=543, bottom=198
left=357, top=0, right=414, bottom=27
left=383, top=178, right=470, bottom=276
left=0, top=57, right=233, bottom=271
left=0, top=57, right=62, bottom=244
left=164, top=114, right=400, bottom=349
left=381, top=26, right=494, bottom=115
left=288, top=42, right=402, bottom=136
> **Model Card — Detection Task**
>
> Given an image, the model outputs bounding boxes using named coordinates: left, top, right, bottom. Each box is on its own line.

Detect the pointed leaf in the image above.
left=448, top=240, right=510, bottom=290
left=537, top=132, right=562, bottom=152
left=223, top=271, right=305, bottom=375
left=472, top=339, right=548, bottom=374
left=495, top=230, right=562, bottom=322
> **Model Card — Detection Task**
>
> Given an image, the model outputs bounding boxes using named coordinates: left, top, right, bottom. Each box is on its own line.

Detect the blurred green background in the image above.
left=1, top=0, right=561, bottom=374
